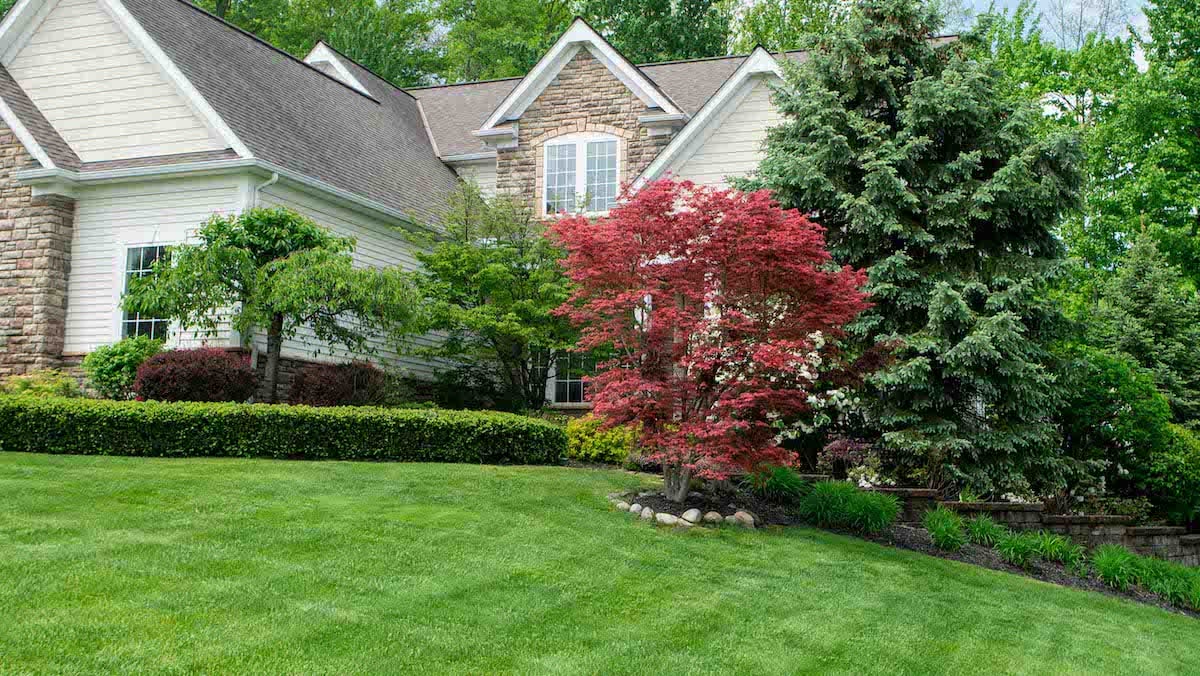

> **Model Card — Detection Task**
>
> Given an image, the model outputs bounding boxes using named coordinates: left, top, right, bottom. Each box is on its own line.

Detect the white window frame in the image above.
left=542, top=132, right=621, bottom=217
left=546, top=352, right=596, bottom=408
left=116, top=242, right=174, bottom=343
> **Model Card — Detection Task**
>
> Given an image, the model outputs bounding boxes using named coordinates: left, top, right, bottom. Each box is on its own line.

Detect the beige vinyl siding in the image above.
left=452, top=159, right=498, bottom=198
left=255, top=184, right=442, bottom=380
left=675, top=77, right=783, bottom=188
left=7, top=0, right=225, bottom=162
left=64, top=175, right=242, bottom=353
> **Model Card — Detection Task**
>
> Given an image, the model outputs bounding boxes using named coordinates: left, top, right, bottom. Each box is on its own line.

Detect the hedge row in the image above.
left=0, top=397, right=565, bottom=465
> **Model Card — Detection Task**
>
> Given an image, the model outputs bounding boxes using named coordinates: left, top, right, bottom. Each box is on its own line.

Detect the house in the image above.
left=0, top=0, right=794, bottom=404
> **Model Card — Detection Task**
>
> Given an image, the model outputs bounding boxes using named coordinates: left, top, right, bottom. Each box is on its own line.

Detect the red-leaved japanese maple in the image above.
left=551, top=179, right=870, bottom=502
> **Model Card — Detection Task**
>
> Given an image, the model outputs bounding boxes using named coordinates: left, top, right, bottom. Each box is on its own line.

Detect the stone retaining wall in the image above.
left=879, top=491, right=1199, bottom=566
left=939, top=501, right=1046, bottom=531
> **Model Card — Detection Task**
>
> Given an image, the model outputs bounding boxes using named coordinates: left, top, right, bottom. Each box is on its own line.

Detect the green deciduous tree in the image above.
left=582, top=0, right=733, bottom=64
left=732, top=0, right=842, bottom=52
left=437, top=0, right=573, bottom=82
left=411, top=183, right=575, bottom=410
left=124, top=207, right=418, bottom=403
left=195, top=0, right=441, bottom=87
left=747, top=0, right=1083, bottom=496
left=1088, top=230, right=1200, bottom=424
left=1087, top=0, right=1200, bottom=284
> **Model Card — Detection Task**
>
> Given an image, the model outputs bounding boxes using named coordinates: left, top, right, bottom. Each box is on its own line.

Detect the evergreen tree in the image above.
left=1089, top=230, right=1200, bottom=425
left=748, top=0, right=1083, bottom=495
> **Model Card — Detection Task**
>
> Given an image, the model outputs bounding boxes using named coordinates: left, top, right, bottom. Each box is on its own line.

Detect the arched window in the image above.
left=543, top=132, right=620, bottom=215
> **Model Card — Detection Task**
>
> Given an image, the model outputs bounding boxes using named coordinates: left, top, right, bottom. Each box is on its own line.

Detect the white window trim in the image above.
left=542, top=132, right=621, bottom=217
left=113, top=240, right=177, bottom=345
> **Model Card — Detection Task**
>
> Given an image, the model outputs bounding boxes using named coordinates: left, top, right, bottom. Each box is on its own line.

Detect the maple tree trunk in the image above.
left=263, top=312, right=284, bottom=404
left=663, top=463, right=691, bottom=503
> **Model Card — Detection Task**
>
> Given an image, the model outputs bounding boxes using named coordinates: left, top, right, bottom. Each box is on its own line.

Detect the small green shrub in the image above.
left=798, top=481, right=898, bottom=534
left=996, top=532, right=1039, bottom=570
left=965, top=515, right=1007, bottom=548
left=846, top=492, right=900, bottom=534
left=1030, top=532, right=1086, bottom=571
left=799, top=481, right=859, bottom=528
left=0, top=396, right=564, bottom=465
left=1092, top=544, right=1139, bottom=590
left=923, top=507, right=966, bottom=551
left=565, top=415, right=638, bottom=464
left=82, top=336, right=163, bottom=400
left=0, top=370, right=83, bottom=398
left=740, top=465, right=811, bottom=505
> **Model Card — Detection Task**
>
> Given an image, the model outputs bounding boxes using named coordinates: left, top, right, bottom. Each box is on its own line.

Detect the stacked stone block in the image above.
left=0, top=123, right=74, bottom=378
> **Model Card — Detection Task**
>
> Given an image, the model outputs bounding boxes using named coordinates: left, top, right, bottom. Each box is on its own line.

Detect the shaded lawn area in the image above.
left=0, top=453, right=1196, bottom=674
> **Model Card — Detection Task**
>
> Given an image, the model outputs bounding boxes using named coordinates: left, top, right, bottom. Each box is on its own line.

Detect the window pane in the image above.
left=544, top=143, right=576, bottom=214
left=122, top=245, right=169, bottom=340
left=585, top=140, right=618, bottom=212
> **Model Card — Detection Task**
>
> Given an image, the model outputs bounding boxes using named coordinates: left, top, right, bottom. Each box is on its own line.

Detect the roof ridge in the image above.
left=160, top=0, right=380, bottom=103
left=404, top=74, right=525, bottom=92
left=314, top=40, right=420, bottom=102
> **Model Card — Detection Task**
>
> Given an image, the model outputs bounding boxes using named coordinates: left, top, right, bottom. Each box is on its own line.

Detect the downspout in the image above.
left=245, top=172, right=280, bottom=372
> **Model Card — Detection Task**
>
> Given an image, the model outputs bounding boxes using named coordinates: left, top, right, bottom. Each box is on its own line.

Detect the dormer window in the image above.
left=543, top=133, right=619, bottom=215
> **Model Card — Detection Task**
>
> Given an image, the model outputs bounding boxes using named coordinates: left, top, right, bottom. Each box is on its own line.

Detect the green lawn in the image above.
left=0, top=454, right=1196, bottom=674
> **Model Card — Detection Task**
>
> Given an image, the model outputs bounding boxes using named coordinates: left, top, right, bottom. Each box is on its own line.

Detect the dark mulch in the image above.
left=619, top=488, right=1199, bottom=620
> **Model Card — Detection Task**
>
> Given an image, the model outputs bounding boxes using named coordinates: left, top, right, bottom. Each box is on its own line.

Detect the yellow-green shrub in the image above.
left=566, top=414, right=638, bottom=464
left=0, top=370, right=83, bottom=398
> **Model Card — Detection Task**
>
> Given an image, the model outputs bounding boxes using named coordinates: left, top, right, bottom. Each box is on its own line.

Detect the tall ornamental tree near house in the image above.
left=552, top=180, right=869, bottom=502
left=123, top=207, right=419, bottom=403
left=746, top=0, right=1083, bottom=495
left=411, top=183, right=575, bottom=410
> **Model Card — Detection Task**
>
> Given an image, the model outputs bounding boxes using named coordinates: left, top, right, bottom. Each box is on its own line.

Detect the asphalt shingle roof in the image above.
left=407, top=51, right=807, bottom=160
left=120, top=0, right=460, bottom=225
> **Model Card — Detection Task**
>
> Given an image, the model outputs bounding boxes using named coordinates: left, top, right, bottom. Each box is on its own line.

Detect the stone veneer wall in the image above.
left=0, top=123, right=74, bottom=378
left=495, top=48, right=674, bottom=214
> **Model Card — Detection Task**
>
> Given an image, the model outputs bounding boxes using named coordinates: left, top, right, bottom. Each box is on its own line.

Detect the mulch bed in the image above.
left=620, top=488, right=1199, bottom=620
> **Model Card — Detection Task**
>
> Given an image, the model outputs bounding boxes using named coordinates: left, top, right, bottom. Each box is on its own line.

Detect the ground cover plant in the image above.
left=0, top=370, right=82, bottom=399
left=0, top=453, right=1196, bottom=673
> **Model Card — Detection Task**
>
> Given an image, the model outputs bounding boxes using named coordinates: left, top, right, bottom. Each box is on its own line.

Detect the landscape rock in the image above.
left=681, top=508, right=702, bottom=524
left=732, top=511, right=756, bottom=528
left=724, top=516, right=738, bottom=524
left=615, top=501, right=630, bottom=511
left=703, top=511, right=724, bottom=524
left=655, top=513, right=680, bottom=526
left=640, top=507, right=654, bottom=520
left=629, top=503, right=642, bottom=514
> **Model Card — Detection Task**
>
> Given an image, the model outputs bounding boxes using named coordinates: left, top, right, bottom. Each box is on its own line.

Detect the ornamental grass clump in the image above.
left=1092, top=545, right=1141, bottom=591
left=965, top=515, right=1007, bottom=548
left=996, top=532, right=1040, bottom=570
left=923, top=507, right=966, bottom=552
left=798, top=481, right=899, bottom=534
left=740, top=465, right=812, bottom=505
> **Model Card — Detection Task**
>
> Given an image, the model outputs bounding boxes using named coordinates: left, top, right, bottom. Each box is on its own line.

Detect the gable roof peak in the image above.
left=475, top=14, right=683, bottom=137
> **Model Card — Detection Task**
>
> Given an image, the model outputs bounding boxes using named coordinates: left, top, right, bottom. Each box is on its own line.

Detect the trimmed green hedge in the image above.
left=0, top=396, right=565, bottom=465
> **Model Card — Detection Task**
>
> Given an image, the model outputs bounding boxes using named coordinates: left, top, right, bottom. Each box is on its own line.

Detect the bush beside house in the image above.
left=134, top=349, right=258, bottom=403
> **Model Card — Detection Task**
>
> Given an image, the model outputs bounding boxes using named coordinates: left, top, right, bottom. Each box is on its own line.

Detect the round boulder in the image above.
left=655, top=513, right=680, bottom=526
left=629, top=503, right=642, bottom=514
left=640, top=506, right=654, bottom=520
left=615, top=501, right=630, bottom=511
left=732, top=511, right=756, bottom=528
left=703, top=511, right=724, bottom=524
left=681, top=508, right=703, bottom=524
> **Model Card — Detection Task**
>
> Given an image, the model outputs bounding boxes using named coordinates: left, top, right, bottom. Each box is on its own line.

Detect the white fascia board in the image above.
left=478, top=18, right=682, bottom=133
left=634, top=47, right=782, bottom=188
left=0, top=93, right=54, bottom=168
left=0, top=0, right=58, bottom=65
left=101, top=0, right=253, bottom=159
left=303, top=42, right=372, bottom=97
left=15, top=158, right=436, bottom=234
left=442, top=151, right=496, bottom=164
